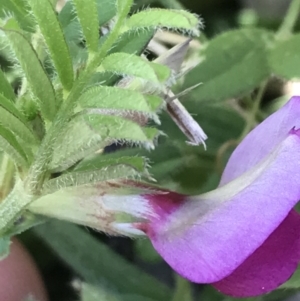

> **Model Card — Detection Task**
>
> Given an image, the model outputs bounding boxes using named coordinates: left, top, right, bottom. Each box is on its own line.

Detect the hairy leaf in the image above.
left=72, top=0, right=99, bottom=52
left=4, top=30, right=57, bottom=120
left=75, top=155, right=147, bottom=172
left=100, top=53, right=161, bottom=83
left=0, top=124, right=29, bottom=166
left=111, top=28, right=154, bottom=55
left=0, top=94, right=26, bottom=123
left=0, top=68, right=15, bottom=101
left=49, top=114, right=159, bottom=171
left=27, top=0, right=74, bottom=90
left=116, top=0, right=133, bottom=16
left=44, top=156, right=148, bottom=193
left=0, top=106, right=37, bottom=144
left=59, top=4, right=82, bottom=44
left=85, top=114, right=159, bottom=148
left=127, top=9, right=201, bottom=36
left=96, top=0, right=117, bottom=26
left=0, top=0, right=34, bottom=31
left=77, top=85, right=163, bottom=122
left=149, top=62, right=171, bottom=83
left=58, top=0, right=117, bottom=44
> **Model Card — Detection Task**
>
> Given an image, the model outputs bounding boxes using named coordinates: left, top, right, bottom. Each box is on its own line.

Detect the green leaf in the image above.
left=44, top=156, right=149, bottom=193
left=27, top=0, right=74, bottom=90
left=0, top=0, right=34, bottom=31
left=72, top=0, right=99, bottom=52
left=4, top=30, right=57, bottom=121
left=58, top=0, right=117, bottom=39
left=85, top=114, right=160, bottom=148
left=49, top=118, right=104, bottom=171
left=0, top=106, right=37, bottom=144
left=96, top=0, right=117, bottom=26
left=77, top=85, right=163, bottom=122
left=88, top=71, right=119, bottom=87
left=183, top=29, right=272, bottom=103
left=81, top=283, right=120, bottom=301
left=0, top=93, right=26, bottom=123
left=49, top=114, right=158, bottom=171
left=88, top=29, right=154, bottom=87
left=58, top=3, right=82, bottom=44
left=0, top=124, right=29, bottom=166
left=149, top=62, right=171, bottom=83
left=75, top=155, right=148, bottom=172
left=0, top=68, right=15, bottom=101
left=269, top=33, right=300, bottom=79
left=126, top=9, right=201, bottom=36
left=100, top=53, right=161, bottom=83
left=1, top=16, right=22, bottom=32
left=146, top=95, right=164, bottom=111
left=34, top=221, right=172, bottom=300
left=58, top=1, right=75, bottom=28
left=111, top=28, right=154, bottom=55
left=116, top=0, right=133, bottom=13
left=0, top=236, right=11, bottom=260
left=78, top=86, right=151, bottom=111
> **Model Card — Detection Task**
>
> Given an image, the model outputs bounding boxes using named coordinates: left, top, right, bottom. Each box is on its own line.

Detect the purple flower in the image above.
left=137, top=96, right=300, bottom=297
left=29, top=96, right=300, bottom=297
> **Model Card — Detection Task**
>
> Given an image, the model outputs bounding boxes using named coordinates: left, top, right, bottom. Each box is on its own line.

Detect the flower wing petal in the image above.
left=145, top=131, right=300, bottom=283
left=220, top=96, right=300, bottom=185
left=213, top=210, right=300, bottom=297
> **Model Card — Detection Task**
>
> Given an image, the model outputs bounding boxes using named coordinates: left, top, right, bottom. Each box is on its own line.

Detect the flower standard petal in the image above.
left=221, top=96, right=300, bottom=185
left=213, top=210, right=300, bottom=297
left=143, top=130, right=300, bottom=283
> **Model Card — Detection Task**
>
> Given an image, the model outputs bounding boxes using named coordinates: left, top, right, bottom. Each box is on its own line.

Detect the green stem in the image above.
left=276, top=0, right=300, bottom=39
left=0, top=154, right=15, bottom=201
left=0, top=180, right=31, bottom=235
left=239, top=81, right=267, bottom=140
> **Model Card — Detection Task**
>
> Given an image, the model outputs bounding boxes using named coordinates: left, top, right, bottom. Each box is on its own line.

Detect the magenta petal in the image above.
left=145, top=131, right=300, bottom=283
left=220, top=96, right=300, bottom=185
left=213, top=210, right=300, bottom=297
